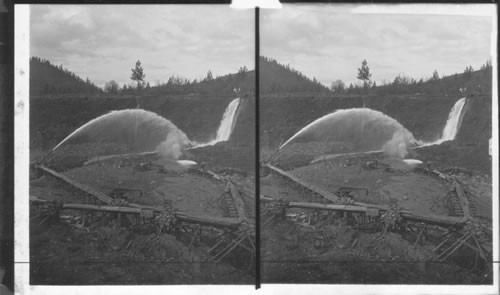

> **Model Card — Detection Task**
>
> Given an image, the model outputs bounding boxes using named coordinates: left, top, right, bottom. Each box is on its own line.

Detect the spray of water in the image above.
left=280, top=108, right=417, bottom=158
left=156, top=132, right=184, bottom=159
left=53, top=109, right=190, bottom=159
left=382, top=129, right=416, bottom=158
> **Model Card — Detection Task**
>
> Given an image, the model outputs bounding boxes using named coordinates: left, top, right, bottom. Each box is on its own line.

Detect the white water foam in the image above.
left=177, top=159, right=198, bottom=167
left=403, top=159, right=423, bottom=166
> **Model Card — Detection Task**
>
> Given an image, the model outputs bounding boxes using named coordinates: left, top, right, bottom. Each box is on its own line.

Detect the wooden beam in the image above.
left=288, top=201, right=369, bottom=213
left=399, top=211, right=466, bottom=227
left=260, top=196, right=369, bottom=213
left=175, top=213, right=241, bottom=229
left=62, top=203, right=141, bottom=214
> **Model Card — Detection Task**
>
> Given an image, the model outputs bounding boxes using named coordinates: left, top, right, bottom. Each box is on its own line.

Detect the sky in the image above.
left=261, top=4, right=495, bottom=87
left=30, top=5, right=254, bottom=87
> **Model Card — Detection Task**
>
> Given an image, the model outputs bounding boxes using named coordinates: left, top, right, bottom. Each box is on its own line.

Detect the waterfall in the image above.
left=212, top=97, right=241, bottom=143
left=424, top=97, right=466, bottom=145
left=192, top=97, right=241, bottom=148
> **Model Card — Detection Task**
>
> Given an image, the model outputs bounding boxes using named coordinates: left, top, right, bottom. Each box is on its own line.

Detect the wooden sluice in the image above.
left=31, top=196, right=243, bottom=230
left=265, top=164, right=387, bottom=210
left=35, top=165, right=247, bottom=230
left=260, top=195, right=466, bottom=228
left=33, top=164, right=255, bottom=265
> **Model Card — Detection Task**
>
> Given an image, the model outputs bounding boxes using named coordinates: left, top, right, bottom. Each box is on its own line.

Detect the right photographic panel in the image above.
left=259, top=4, right=497, bottom=285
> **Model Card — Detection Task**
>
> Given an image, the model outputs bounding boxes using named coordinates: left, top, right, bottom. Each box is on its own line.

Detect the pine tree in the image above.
left=464, top=65, right=474, bottom=79
left=131, top=60, right=146, bottom=89
left=431, top=70, right=439, bottom=81
left=357, top=59, right=372, bottom=89
left=206, top=70, right=214, bottom=81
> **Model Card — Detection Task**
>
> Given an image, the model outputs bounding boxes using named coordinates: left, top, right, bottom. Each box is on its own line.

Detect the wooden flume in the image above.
left=263, top=163, right=491, bottom=275
left=33, top=164, right=255, bottom=267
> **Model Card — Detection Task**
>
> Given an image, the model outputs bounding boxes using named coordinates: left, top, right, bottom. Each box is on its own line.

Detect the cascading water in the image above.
left=423, top=97, right=466, bottom=145
left=279, top=108, right=417, bottom=158
left=52, top=109, right=190, bottom=159
left=192, top=97, right=241, bottom=148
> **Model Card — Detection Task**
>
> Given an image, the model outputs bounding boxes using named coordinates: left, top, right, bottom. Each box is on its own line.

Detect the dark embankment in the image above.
left=31, top=95, right=229, bottom=151
left=416, top=94, right=492, bottom=174
left=260, top=95, right=458, bottom=149
left=31, top=94, right=255, bottom=171
left=261, top=94, right=491, bottom=174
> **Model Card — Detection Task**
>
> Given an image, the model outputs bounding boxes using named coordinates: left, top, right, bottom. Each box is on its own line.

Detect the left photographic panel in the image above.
left=23, top=4, right=255, bottom=285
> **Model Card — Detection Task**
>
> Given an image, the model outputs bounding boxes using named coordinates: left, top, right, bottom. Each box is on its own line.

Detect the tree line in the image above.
left=30, top=56, right=492, bottom=98
left=107, top=60, right=253, bottom=96
left=330, top=59, right=493, bottom=97
left=30, top=57, right=253, bottom=97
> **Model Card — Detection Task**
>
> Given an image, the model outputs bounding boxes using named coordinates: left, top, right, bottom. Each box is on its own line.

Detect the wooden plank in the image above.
left=288, top=201, right=369, bottom=213
left=400, top=211, right=466, bottom=227
left=175, top=213, right=241, bottom=229
left=38, top=165, right=114, bottom=204
left=62, top=203, right=142, bottom=214
left=260, top=196, right=370, bottom=213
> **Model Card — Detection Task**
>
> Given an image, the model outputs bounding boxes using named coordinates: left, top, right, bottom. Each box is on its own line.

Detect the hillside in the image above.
left=141, top=69, right=255, bottom=97
left=30, top=57, right=102, bottom=96
left=30, top=56, right=255, bottom=98
left=259, top=56, right=331, bottom=94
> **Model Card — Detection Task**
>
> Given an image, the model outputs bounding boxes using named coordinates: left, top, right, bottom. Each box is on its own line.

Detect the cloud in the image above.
left=30, top=5, right=254, bottom=87
left=261, top=4, right=493, bottom=86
